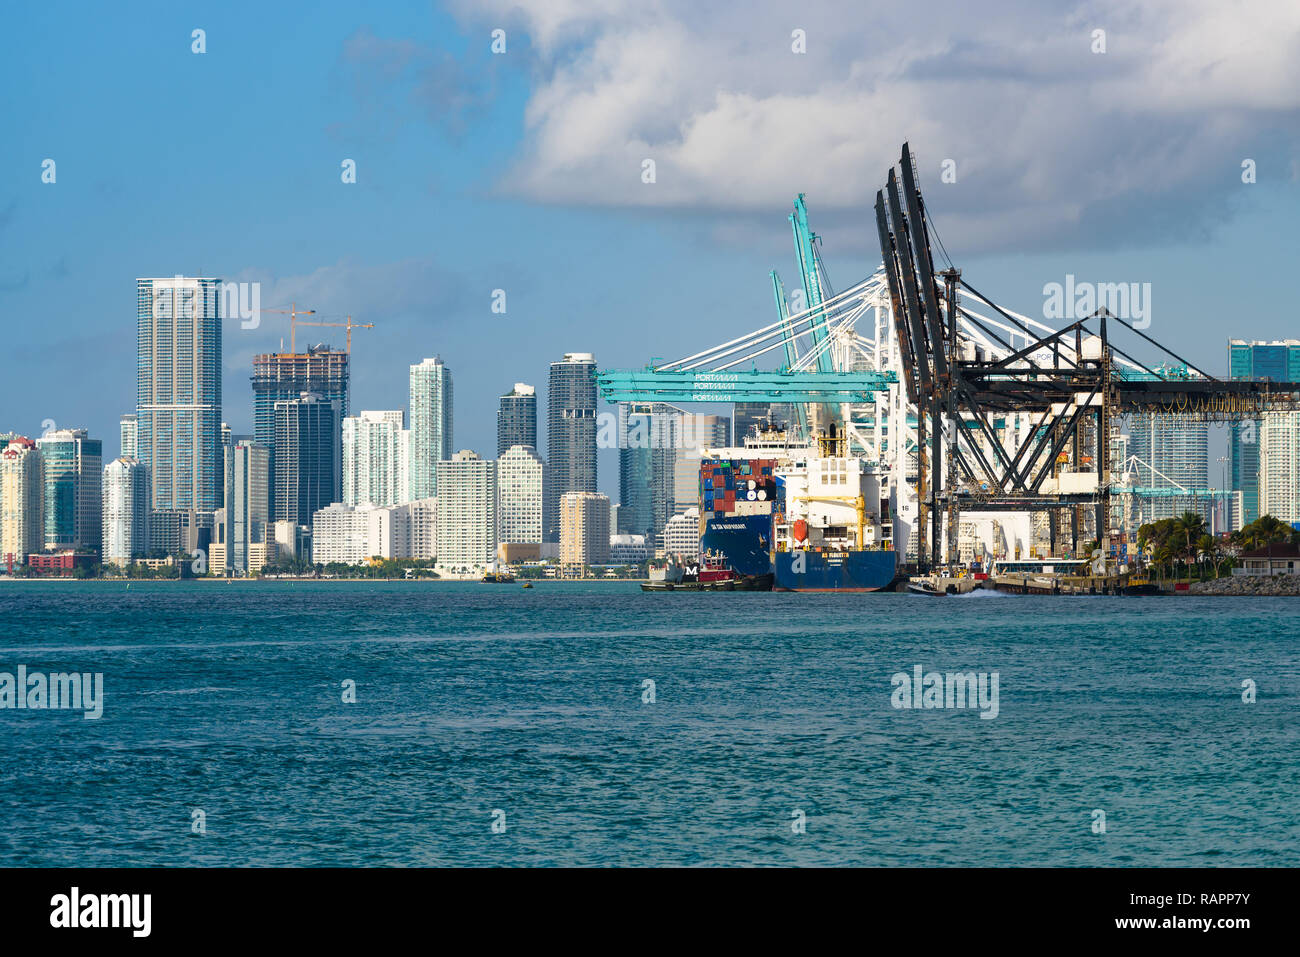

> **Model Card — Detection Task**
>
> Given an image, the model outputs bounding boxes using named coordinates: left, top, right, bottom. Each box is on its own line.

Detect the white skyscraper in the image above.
left=409, top=356, right=453, bottom=500
left=497, top=445, right=544, bottom=545
left=120, top=414, right=138, bottom=459
left=435, top=450, right=495, bottom=571
left=343, top=410, right=408, bottom=507
left=101, top=456, right=151, bottom=566
left=1259, top=411, right=1300, bottom=524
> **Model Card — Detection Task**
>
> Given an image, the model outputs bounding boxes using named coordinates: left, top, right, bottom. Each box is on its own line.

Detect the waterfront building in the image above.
left=409, top=356, right=453, bottom=500
left=0, top=437, right=43, bottom=568
left=136, top=277, right=222, bottom=514
left=661, top=508, right=701, bottom=562
left=609, top=533, right=648, bottom=564
left=36, top=428, right=102, bottom=555
left=544, top=353, right=597, bottom=542
left=435, top=450, right=496, bottom=571
left=497, top=383, right=538, bottom=457
left=223, top=440, right=270, bottom=574
left=1125, top=412, right=1210, bottom=525
left=343, top=410, right=408, bottom=507
left=311, top=502, right=416, bottom=565
left=273, top=394, right=342, bottom=527
left=252, top=346, right=349, bottom=514
left=1229, top=340, right=1300, bottom=529
left=497, top=444, right=544, bottom=546
left=101, top=456, right=150, bottom=565
left=407, top=497, right=437, bottom=561
left=559, top=491, right=610, bottom=572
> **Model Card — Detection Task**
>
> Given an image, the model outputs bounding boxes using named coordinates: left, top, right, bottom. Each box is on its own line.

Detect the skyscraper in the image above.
left=136, top=277, right=222, bottom=514
left=223, top=440, right=270, bottom=574
left=1228, top=339, right=1300, bottom=529
left=1, top=437, right=43, bottom=568
left=435, top=450, right=496, bottom=570
left=343, top=410, right=408, bottom=507
left=36, top=428, right=103, bottom=554
left=545, top=353, right=597, bottom=542
left=618, top=402, right=680, bottom=540
left=120, top=414, right=138, bottom=459
left=497, top=383, right=537, bottom=456
left=409, top=356, right=453, bottom=500
left=273, top=394, right=341, bottom=527
left=252, top=346, right=349, bottom=514
left=1126, top=413, right=1210, bottom=524
left=102, top=456, right=150, bottom=565
left=497, top=444, right=544, bottom=545
left=560, top=491, right=611, bottom=572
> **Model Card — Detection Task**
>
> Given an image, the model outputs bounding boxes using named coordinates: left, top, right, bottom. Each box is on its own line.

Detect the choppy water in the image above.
left=0, top=581, right=1296, bottom=866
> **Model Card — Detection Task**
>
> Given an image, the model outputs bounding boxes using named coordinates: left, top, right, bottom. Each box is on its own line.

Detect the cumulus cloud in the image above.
left=449, top=0, right=1300, bottom=252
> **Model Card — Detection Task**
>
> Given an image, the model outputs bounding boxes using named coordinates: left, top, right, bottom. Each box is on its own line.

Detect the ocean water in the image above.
left=0, top=581, right=1296, bottom=867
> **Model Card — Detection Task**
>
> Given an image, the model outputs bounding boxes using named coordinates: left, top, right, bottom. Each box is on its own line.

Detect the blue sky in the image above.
left=2, top=0, right=1297, bottom=494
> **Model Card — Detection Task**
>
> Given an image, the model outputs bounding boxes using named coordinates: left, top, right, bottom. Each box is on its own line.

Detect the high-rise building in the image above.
left=136, top=277, right=222, bottom=514
left=497, top=444, right=544, bottom=545
left=408, top=497, right=438, bottom=561
left=120, top=414, right=138, bottom=459
left=618, top=402, right=681, bottom=541
left=252, top=346, right=349, bottom=514
left=497, top=383, right=537, bottom=456
left=559, top=491, right=610, bottom=571
left=1229, top=340, right=1300, bottom=529
left=343, top=410, right=408, bottom=507
left=409, top=356, right=453, bottom=500
left=311, top=502, right=415, bottom=565
left=36, top=428, right=102, bottom=554
left=434, top=450, right=495, bottom=570
left=1259, top=411, right=1300, bottom=525
left=545, top=353, right=598, bottom=542
left=273, top=394, right=341, bottom=527
left=661, top=508, right=701, bottom=562
left=223, top=440, right=270, bottom=574
left=1, top=437, right=43, bottom=568
left=1126, top=413, right=1210, bottom=524
left=101, top=456, right=150, bottom=566
left=673, top=412, right=729, bottom=519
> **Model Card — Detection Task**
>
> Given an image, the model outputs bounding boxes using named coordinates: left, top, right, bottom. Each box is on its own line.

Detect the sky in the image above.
left=2, top=0, right=1298, bottom=495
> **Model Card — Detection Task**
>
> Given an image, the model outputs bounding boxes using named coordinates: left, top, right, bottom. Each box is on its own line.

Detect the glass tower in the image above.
left=136, top=277, right=222, bottom=514
left=544, top=353, right=597, bottom=543
left=409, top=357, right=454, bottom=500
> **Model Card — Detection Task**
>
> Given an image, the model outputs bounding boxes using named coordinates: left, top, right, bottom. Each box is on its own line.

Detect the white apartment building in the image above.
left=343, top=410, right=409, bottom=507
left=497, top=444, right=543, bottom=545
left=609, top=533, right=648, bottom=564
left=661, top=508, right=701, bottom=562
left=311, top=502, right=418, bottom=565
left=435, top=450, right=496, bottom=571
left=1259, top=411, right=1300, bottom=524
left=102, top=456, right=150, bottom=565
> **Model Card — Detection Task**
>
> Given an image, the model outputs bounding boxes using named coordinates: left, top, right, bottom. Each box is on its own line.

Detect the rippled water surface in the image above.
left=1, top=581, right=1296, bottom=866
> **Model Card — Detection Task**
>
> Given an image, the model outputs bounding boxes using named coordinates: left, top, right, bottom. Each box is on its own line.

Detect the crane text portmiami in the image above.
left=0, top=666, right=104, bottom=719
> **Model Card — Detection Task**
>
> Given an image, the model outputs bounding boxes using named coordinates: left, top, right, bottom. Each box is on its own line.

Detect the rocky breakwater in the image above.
left=1190, top=574, right=1300, bottom=596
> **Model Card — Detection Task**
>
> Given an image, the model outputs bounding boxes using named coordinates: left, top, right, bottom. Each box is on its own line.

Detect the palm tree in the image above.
left=1195, top=534, right=1218, bottom=580
left=1174, top=511, right=1207, bottom=566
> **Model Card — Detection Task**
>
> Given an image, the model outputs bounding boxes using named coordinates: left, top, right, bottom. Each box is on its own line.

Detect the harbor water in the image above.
left=1, top=581, right=1296, bottom=866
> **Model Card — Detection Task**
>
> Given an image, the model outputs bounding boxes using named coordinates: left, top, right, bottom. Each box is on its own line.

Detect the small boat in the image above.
left=906, top=578, right=947, bottom=597
left=641, top=552, right=773, bottom=592
left=481, top=560, right=516, bottom=584
left=521, top=582, right=534, bottom=589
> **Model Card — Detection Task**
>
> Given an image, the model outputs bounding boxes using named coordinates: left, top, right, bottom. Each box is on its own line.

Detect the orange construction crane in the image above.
left=295, top=314, right=375, bottom=354
left=261, top=303, right=317, bottom=353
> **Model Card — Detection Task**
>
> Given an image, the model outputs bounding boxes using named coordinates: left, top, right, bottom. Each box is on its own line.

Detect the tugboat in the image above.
left=641, top=551, right=773, bottom=591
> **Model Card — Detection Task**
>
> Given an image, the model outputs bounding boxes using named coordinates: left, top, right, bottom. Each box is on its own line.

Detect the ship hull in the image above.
left=699, top=514, right=773, bottom=577
left=773, top=549, right=898, bottom=592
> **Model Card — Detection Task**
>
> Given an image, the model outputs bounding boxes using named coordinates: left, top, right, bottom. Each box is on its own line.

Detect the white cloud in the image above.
left=450, top=0, right=1300, bottom=252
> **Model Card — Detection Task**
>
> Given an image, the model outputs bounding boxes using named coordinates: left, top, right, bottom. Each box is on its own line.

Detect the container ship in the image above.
left=694, top=424, right=899, bottom=592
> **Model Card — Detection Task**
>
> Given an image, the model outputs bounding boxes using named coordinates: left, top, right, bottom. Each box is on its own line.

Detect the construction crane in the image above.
left=295, top=315, right=374, bottom=354
left=261, top=303, right=316, bottom=353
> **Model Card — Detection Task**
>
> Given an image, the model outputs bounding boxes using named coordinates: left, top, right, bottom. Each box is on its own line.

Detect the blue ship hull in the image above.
left=773, top=549, right=899, bottom=592
left=699, top=514, right=773, bottom=577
